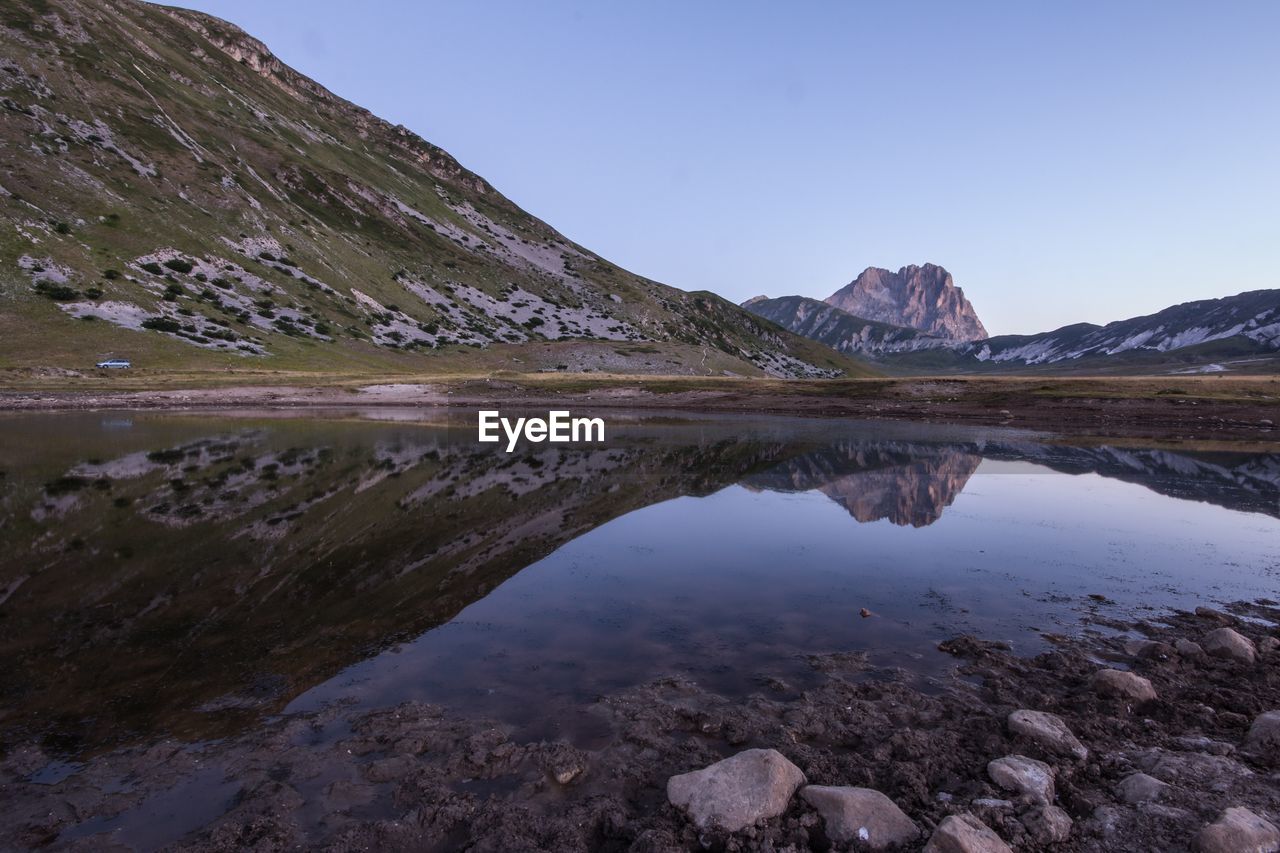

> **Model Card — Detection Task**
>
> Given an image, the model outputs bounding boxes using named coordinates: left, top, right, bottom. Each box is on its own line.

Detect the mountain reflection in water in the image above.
left=0, top=412, right=1276, bottom=756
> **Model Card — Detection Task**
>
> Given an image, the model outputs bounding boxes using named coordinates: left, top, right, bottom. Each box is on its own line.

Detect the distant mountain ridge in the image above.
left=825, top=264, right=988, bottom=341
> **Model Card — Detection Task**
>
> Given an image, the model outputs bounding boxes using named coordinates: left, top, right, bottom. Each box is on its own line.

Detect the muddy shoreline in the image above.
left=3, top=600, right=1277, bottom=852
left=1, top=376, right=1279, bottom=443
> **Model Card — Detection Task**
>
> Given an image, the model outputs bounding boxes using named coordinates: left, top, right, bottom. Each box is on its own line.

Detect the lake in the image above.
left=0, top=410, right=1277, bottom=847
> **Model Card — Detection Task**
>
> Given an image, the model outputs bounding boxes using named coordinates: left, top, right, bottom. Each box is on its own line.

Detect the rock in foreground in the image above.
left=1116, top=771, right=1170, bottom=804
left=799, top=785, right=918, bottom=848
left=667, top=748, right=806, bottom=832
left=1007, top=709, right=1088, bottom=760
left=923, top=813, right=1015, bottom=853
left=987, top=754, right=1055, bottom=804
left=1022, top=804, right=1073, bottom=844
left=1203, top=627, right=1258, bottom=664
left=1196, top=806, right=1280, bottom=853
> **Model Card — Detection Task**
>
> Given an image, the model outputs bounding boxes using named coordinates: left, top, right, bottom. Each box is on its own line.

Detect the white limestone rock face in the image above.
left=666, top=749, right=805, bottom=832
left=799, top=785, right=919, bottom=849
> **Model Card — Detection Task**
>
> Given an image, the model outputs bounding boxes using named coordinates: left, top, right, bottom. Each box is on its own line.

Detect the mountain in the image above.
left=742, top=295, right=955, bottom=357
left=824, top=264, right=988, bottom=341
left=0, top=0, right=870, bottom=379
left=960, top=289, right=1280, bottom=369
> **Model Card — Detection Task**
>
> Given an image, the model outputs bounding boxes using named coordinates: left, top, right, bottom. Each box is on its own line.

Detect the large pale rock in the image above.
left=1203, top=627, right=1258, bottom=664
left=799, top=785, right=919, bottom=849
left=1022, top=804, right=1073, bottom=844
left=1196, top=806, right=1280, bottom=853
left=1116, top=771, right=1170, bottom=804
left=824, top=264, right=988, bottom=341
left=1091, top=669, right=1158, bottom=703
left=1243, top=710, right=1280, bottom=762
left=1008, top=710, right=1088, bottom=760
left=923, top=814, right=1014, bottom=853
left=666, top=748, right=805, bottom=832
left=987, top=755, right=1055, bottom=804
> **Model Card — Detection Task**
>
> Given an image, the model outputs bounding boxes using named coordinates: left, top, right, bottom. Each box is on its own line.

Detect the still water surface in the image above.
left=1, top=410, right=1277, bottom=755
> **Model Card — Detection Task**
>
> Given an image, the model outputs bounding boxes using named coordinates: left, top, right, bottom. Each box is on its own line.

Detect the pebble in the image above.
left=1125, top=638, right=1176, bottom=660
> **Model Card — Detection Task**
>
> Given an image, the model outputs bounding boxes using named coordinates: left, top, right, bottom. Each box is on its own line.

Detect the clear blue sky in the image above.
left=177, top=1, right=1278, bottom=335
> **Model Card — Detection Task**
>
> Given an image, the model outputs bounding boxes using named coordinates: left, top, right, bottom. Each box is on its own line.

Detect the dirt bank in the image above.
left=1, top=375, right=1278, bottom=443
left=2, top=600, right=1277, bottom=851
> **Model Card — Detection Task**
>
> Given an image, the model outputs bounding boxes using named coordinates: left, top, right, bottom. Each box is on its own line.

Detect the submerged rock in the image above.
left=799, top=785, right=919, bottom=848
left=666, top=748, right=805, bottom=832
left=1196, top=806, right=1280, bottom=853
left=1125, top=638, right=1176, bottom=660
left=1116, top=771, right=1170, bottom=804
left=1008, top=709, right=1088, bottom=760
left=1203, top=627, right=1258, bottom=664
left=1091, top=669, right=1158, bottom=703
left=922, top=813, right=1014, bottom=853
left=987, top=755, right=1055, bottom=804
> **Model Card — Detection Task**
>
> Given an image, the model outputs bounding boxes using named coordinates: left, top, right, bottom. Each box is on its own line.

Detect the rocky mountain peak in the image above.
left=825, top=264, right=987, bottom=341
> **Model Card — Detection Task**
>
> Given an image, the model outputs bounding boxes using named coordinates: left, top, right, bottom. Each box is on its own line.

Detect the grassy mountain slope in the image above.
left=0, top=0, right=873, bottom=379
